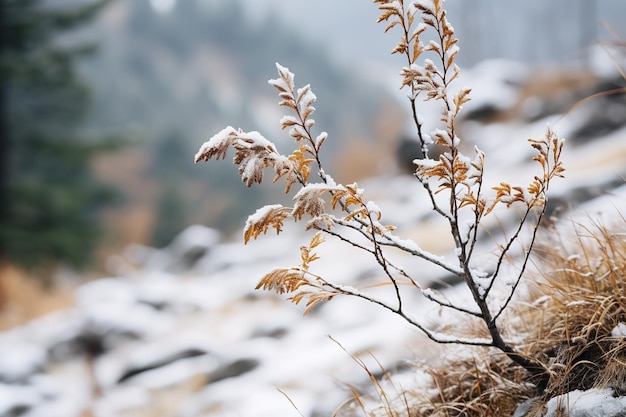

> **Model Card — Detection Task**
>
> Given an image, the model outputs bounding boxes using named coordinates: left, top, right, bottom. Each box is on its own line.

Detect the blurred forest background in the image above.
left=0, top=0, right=625, bottom=306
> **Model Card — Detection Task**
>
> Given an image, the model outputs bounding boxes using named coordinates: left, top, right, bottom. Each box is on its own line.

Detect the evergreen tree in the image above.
left=0, top=0, right=117, bottom=271
left=150, top=133, right=190, bottom=247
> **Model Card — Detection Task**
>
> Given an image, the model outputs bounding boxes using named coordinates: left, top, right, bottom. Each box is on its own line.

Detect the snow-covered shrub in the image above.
left=195, top=0, right=564, bottom=396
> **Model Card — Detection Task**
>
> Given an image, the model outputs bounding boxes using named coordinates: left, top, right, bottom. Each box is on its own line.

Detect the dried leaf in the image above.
left=194, top=126, right=238, bottom=163
left=244, top=204, right=291, bottom=244
left=292, top=184, right=343, bottom=220
left=315, top=131, right=328, bottom=152
left=256, top=268, right=308, bottom=294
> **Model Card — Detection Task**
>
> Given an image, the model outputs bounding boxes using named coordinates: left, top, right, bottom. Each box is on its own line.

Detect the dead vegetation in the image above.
left=344, top=219, right=626, bottom=416
left=0, top=264, right=75, bottom=330
left=522, top=221, right=626, bottom=412
left=193, top=0, right=626, bottom=415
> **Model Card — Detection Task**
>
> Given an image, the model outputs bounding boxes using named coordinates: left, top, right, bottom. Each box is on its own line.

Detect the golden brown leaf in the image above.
left=244, top=204, right=291, bottom=244
left=256, top=268, right=309, bottom=294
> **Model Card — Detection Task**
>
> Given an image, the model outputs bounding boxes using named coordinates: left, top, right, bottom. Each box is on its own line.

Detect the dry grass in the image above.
left=344, top=218, right=626, bottom=416
left=338, top=348, right=534, bottom=417
left=0, top=264, right=75, bottom=330
left=523, top=220, right=626, bottom=402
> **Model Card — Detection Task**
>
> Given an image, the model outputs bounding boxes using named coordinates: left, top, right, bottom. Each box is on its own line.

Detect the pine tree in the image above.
left=0, top=0, right=117, bottom=271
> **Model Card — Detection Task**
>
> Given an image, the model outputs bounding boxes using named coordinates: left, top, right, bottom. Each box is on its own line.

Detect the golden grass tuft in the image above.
left=342, top=348, right=535, bottom=417
left=522, top=220, right=626, bottom=401
left=418, top=354, right=532, bottom=417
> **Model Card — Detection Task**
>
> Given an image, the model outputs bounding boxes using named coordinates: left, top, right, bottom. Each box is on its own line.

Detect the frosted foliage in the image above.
left=246, top=204, right=284, bottom=227
left=269, top=63, right=292, bottom=92
left=194, top=126, right=237, bottom=162
left=297, top=86, right=316, bottom=109
left=279, top=115, right=298, bottom=128
left=194, top=0, right=564, bottom=398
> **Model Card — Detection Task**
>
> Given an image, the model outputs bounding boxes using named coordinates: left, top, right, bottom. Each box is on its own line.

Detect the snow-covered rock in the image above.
left=545, top=389, right=626, bottom=417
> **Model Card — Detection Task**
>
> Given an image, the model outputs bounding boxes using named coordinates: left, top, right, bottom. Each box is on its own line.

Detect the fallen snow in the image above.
left=545, top=389, right=626, bottom=417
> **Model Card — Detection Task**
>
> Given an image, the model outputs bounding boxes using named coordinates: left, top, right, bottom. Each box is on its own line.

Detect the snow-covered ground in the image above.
left=2, top=50, right=626, bottom=417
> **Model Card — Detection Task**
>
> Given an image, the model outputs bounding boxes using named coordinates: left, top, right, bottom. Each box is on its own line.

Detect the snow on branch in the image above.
left=195, top=0, right=562, bottom=386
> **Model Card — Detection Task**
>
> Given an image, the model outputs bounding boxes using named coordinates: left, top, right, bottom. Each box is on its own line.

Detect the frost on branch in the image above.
left=193, top=63, right=325, bottom=193
left=194, top=126, right=298, bottom=189
left=292, top=183, right=343, bottom=221
left=196, top=0, right=565, bottom=387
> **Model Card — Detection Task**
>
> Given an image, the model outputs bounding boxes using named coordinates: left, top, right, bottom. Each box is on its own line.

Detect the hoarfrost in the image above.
left=280, top=115, right=298, bottom=128
left=366, top=201, right=382, bottom=217
left=297, top=85, right=316, bottom=109
left=321, top=172, right=336, bottom=187
left=245, top=205, right=285, bottom=230
left=315, top=132, right=327, bottom=150
left=269, top=63, right=293, bottom=92
left=239, top=130, right=274, bottom=149
left=194, top=126, right=237, bottom=161
left=413, top=158, right=439, bottom=169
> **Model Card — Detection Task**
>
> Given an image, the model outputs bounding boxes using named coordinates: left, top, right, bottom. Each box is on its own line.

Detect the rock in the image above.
left=544, top=389, right=626, bottom=417
left=396, top=137, right=424, bottom=174
left=0, top=339, right=46, bottom=383
left=148, top=225, right=221, bottom=272
left=75, top=278, right=173, bottom=351
left=207, top=358, right=259, bottom=384
left=0, top=383, right=38, bottom=417
left=117, top=347, right=208, bottom=383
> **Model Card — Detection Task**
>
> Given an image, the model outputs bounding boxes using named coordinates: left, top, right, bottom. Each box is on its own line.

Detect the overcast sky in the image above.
left=150, top=0, right=626, bottom=70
